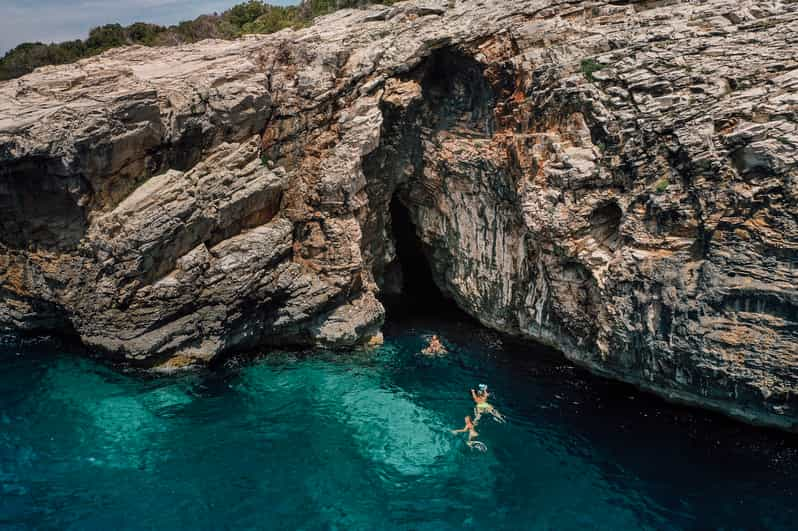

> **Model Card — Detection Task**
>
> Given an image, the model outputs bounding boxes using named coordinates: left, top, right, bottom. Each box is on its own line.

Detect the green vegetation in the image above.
left=0, top=0, right=396, bottom=81
left=305, top=0, right=396, bottom=16
left=580, top=58, right=605, bottom=82
left=653, top=177, right=669, bottom=194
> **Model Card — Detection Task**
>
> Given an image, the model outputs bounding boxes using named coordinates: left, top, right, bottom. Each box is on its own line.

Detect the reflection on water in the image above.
left=0, top=313, right=796, bottom=530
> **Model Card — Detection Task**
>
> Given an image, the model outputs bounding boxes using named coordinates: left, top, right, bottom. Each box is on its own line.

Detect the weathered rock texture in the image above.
left=1, top=0, right=796, bottom=430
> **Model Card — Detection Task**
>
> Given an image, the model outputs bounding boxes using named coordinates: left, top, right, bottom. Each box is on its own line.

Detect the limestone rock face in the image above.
left=1, top=0, right=796, bottom=430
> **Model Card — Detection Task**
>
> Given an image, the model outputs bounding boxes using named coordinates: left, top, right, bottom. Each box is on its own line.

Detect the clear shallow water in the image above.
left=1, top=312, right=796, bottom=530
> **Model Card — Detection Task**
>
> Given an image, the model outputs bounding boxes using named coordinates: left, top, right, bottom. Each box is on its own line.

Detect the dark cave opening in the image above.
left=589, top=201, right=623, bottom=249
left=386, top=195, right=451, bottom=315
left=368, top=46, right=507, bottom=321
left=420, top=48, right=498, bottom=136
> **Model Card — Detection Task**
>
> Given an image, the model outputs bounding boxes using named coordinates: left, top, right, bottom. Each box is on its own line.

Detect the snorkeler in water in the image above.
left=471, top=383, right=506, bottom=424
left=451, top=415, right=478, bottom=441
left=421, top=334, right=447, bottom=356
left=451, top=415, right=486, bottom=451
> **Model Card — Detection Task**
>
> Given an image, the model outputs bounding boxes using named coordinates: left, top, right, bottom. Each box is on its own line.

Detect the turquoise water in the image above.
left=1, top=312, right=796, bottom=530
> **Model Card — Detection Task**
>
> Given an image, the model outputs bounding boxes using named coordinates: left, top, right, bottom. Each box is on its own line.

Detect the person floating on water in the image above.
left=421, top=334, right=447, bottom=356
left=471, top=383, right=506, bottom=424
left=451, top=415, right=486, bottom=451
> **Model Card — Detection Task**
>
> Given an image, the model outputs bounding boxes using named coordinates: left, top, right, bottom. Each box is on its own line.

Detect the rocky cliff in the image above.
left=1, top=0, right=796, bottom=430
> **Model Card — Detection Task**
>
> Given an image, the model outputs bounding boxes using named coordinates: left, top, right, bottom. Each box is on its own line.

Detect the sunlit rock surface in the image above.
left=1, top=0, right=796, bottom=430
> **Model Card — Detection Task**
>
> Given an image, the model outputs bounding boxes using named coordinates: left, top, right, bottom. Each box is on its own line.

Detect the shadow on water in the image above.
left=378, top=308, right=798, bottom=529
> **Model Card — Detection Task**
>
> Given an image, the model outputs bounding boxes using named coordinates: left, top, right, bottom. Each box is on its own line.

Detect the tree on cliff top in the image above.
left=0, top=0, right=395, bottom=81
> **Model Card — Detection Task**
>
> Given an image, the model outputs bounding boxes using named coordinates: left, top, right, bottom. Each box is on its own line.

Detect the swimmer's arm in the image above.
left=470, top=389, right=478, bottom=402
left=451, top=427, right=468, bottom=433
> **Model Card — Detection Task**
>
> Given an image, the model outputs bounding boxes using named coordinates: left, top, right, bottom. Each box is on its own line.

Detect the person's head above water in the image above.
left=478, top=383, right=488, bottom=393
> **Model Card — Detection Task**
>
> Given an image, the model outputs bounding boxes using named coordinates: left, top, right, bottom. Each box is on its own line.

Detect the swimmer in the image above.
left=451, top=415, right=485, bottom=450
left=421, top=334, right=447, bottom=356
left=471, top=383, right=506, bottom=424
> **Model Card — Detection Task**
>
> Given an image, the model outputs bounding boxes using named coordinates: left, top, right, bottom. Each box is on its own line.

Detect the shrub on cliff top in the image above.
left=307, top=0, right=397, bottom=16
left=0, top=0, right=392, bottom=81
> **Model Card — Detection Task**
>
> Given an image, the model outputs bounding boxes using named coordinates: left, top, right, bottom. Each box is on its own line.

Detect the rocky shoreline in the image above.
left=1, top=0, right=796, bottom=430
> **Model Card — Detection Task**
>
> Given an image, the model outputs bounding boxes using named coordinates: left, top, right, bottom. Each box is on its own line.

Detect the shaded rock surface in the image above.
left=1, top=0, right=796, bottom=430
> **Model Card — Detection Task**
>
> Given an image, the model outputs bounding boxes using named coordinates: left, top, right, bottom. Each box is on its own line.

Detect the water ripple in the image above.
left=0, top=323, right=796, bottom=530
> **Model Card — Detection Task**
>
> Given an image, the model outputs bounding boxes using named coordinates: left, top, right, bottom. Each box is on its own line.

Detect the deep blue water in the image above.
left=1, top=311, right=796, bottom=530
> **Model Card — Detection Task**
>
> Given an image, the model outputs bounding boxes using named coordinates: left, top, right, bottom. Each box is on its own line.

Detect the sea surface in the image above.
left=1, top=308, right=796, bottom=530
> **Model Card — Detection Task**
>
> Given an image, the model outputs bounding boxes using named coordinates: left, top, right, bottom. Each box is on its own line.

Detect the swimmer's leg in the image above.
left=473, top=408, right=482, bottom=425
left=489, top=407, right=506, bottom=423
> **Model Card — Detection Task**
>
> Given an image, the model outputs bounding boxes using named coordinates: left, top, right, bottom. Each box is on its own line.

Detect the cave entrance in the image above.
left=421, top=48, right=498, bottom=137
left=386, top=195, right=449, bottom=315
left=369, top=46, right=505, bottom=320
